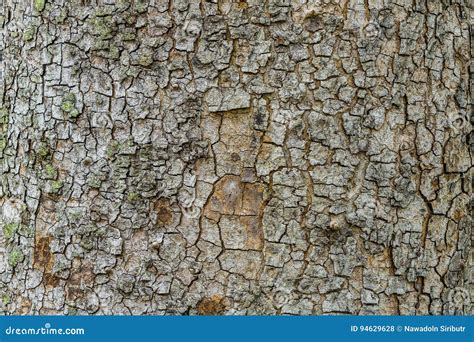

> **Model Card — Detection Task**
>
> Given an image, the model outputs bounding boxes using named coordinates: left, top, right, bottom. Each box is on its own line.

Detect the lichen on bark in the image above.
left=0, top=0, right=471, bottom=315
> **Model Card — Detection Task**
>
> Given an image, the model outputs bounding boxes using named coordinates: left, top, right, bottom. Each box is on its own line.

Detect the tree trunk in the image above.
left=0, top=0, right=471, bottom=315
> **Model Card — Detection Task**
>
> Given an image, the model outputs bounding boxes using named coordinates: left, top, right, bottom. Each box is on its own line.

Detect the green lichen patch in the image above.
left=34, top=0, right=46, bottom=12
left=23, top=27, right=35, bottom=41
left=44, top=164, right=58, bottom=179
left=94, top=227, right=107, bottom=237
left=61, top=93, right=80, bottom=118
left=2, top=223, right=18, bottom=240
left=138, top=53, right=154, bottom=67
left=36, top=142, right=50, bottom=158
left=8, top=248, right=24, bottom=267
left=121, top=31, right=136, bottom=42
left=2, top=294, right=10, bottom=306
left=87, top=175, right=102, bottom=189
left=127, top=192, right=140, bottom=202
left=92, top=16, right=115, bottom=40
left=79, top=236, right=94, bottom=250
left=134, top=0, right=149, bottom=14
left=106, top=140, right=120, bottom=159
left=69, top=108, right=80, bottom=118
left=0, top=138, right=6, bottom=151
left=108, top=45, right=120, bottom=60
left=61, top=93, right=76, bottom=112
left=50, top=180, right=63, bottom=193
left=0, top=108, right=9, bottom=125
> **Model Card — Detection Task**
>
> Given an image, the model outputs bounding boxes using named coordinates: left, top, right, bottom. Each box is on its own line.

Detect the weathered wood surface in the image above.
left=0, top=0, right=471, bottom=315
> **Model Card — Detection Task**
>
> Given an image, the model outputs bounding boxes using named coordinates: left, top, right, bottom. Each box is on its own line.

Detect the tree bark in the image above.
left=0, top=0, right=471, bottom=315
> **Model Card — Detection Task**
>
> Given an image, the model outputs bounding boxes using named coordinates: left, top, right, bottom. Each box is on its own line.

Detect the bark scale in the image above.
left=0, top=0, right=471, bottom=315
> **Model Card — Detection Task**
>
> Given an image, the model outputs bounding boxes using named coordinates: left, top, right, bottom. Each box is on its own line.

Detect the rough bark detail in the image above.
left=0, top=0, right=471, bottom=315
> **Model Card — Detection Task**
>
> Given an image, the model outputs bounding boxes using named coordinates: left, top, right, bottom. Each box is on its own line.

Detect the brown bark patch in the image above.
left=204, top=176, right=265, bottom=217
left=33, top=236, right=59, bottom=287
left=16, top=297, right=32, bottom=314
left=197, top=295, right=225, bottom=315
left=240, top=216, right=264, bottom=250
left=33, top=236, right=52, bottom=268
left=66, top=264, right=95, bottom=301
left=204, top=176, right=266, bottom=250
left=154, top=198, right=173, bottom=226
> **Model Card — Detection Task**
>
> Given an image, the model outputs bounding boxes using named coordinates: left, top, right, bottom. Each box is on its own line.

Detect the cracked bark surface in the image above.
left=0, top=0, right=472, bottom=315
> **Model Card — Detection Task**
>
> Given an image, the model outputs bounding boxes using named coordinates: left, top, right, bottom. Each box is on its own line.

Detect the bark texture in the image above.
left=0, top=0, right=472, bottom=315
